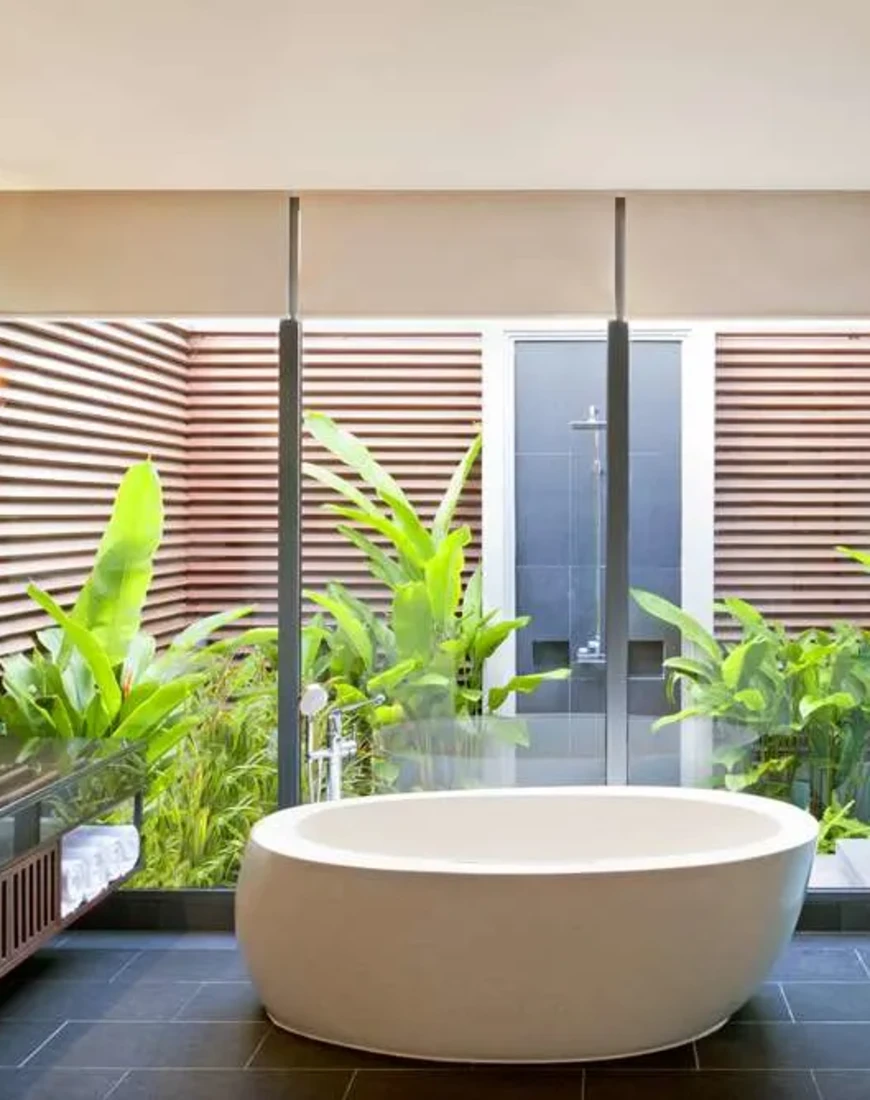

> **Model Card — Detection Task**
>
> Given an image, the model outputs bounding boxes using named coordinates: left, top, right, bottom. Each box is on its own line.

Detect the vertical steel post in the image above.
left=605, top=198, right=630, bottom=785
left=277, top=198, right=302, bottom=807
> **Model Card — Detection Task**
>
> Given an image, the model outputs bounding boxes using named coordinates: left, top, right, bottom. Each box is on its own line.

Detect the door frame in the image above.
left=480, top=320, right=715, bottom=783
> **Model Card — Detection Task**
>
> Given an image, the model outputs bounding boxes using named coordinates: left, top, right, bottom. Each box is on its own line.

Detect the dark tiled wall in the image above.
left=514, top=340, right=682, bottom=723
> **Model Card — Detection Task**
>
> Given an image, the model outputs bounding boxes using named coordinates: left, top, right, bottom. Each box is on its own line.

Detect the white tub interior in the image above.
left=254, top=789, right=816, bottom=872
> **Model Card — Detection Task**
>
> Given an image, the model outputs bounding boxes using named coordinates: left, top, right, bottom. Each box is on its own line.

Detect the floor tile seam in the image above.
left=584, top=1069, right=822, bottom=1075
left=15, top=1063, right=870, bottom=1074
left=30, top=1062, right=364, bottom=1072
left=101, top=1069, right=131, bottom=1099
left=108, top=952, right=145, bottom=984
left=340, top=1069, right=359, bottom=1100
left=695, top=1062, right=870, bottom=1072
left=779, top=983, right=797, bottom=1022
left=242, top=1025, right=273, bottom=1069
left=7, top=1018, right=269, bottom=1025
left=170, top=983, right=208, bottom=1021
left=72, top=1066, right=374, bottom=1074
left=16, top=1021, right=68, bottom=1068
left=773, top=978, right=870, bottom=984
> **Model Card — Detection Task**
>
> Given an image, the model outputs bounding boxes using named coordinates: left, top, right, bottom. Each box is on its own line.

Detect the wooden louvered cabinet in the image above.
left=715, top=331, right=870, bottom=637
left=0, top=737, right=146, bottom=980
left=0, top=844, right=60, bottom=977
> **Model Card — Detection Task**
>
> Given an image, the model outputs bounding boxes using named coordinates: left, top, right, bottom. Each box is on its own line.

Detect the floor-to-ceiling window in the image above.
left=296, top=324, right=489, bottom=799
left=0, top=318, right=281, bottom=891
left=482, top=318, right=870, bottom=891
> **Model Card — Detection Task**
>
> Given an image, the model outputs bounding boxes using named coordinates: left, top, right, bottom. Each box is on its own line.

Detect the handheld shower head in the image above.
left=299, top=683, right=329, bottom=718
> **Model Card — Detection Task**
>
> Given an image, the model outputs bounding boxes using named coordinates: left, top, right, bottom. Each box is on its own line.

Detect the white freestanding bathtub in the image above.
left=236, top=786, right=817, bottom=1063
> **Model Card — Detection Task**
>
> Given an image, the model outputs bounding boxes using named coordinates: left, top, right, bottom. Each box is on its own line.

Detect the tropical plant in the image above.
left=0, top=462, right=272, bottom=765
left=132, top=645, right=278, bottom=887
left=302, top=413, right=570, bottom=791
left=632, top=587, right=870, bottom=834
left=817, top=796, right=870, bottom=855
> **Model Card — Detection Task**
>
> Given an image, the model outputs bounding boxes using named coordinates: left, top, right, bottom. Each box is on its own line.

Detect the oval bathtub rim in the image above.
left=247, top=785, right=819, bottom=878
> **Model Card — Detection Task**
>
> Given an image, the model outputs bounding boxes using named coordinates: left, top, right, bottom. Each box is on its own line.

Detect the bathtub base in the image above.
left=238, top=788, right=818, bottom=1067
left=264, top=1010, right=731, bottom=1065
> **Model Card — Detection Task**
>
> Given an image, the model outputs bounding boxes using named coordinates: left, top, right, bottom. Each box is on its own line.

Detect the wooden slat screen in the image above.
left=1, top=321, right=483, bottom=655
left=302, top=331, right=482, bottom=609
left=185, top=326, right=279, bottom=630
left=0, top=321, right=190, bottom=657
left=715, top=331, right=870, bottom=635
left=185, top=326, right=483, bottom=620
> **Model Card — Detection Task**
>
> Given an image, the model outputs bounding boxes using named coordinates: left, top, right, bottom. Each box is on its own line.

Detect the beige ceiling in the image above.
left=1, top=0, right=869, bottom=190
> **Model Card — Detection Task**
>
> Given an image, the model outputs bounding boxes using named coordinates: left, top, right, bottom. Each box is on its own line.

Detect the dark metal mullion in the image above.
left=277, top=198, right=302, bottom=808
left=605, top=198, right=630, bottom=785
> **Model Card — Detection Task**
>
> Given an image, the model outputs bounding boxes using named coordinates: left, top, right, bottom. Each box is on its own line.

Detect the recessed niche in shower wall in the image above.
left=513, top=339, right=682, bottom=723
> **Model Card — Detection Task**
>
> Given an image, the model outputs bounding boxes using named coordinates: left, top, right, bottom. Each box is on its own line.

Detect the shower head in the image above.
left=570, top=404, right=607, bottom=430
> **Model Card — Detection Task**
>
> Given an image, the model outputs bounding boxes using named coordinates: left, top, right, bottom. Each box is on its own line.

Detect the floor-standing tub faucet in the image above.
left=299, top=686, right=384, bottom=802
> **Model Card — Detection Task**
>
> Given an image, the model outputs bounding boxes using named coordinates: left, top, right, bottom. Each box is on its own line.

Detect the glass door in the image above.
left=511, top=333, right=688, bottom=788
left=625, top=338, right=686, bottom=785
left=511, top=338, right=609, bottom=785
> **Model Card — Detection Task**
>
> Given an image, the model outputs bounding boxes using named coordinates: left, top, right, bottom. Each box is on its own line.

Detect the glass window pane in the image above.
left=0, top=318, right=279, bottom=892
left=628, top=325, right=870, bottom=893
left=299, top=327, right=482, bottom=797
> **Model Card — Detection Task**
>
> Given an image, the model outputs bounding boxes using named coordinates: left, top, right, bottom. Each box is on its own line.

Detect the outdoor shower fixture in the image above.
left=299, top=685, right=385, bottom=802
left=570, top=405, right=607, bottom=665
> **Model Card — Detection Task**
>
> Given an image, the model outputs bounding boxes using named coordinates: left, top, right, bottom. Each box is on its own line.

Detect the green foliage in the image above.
left=0, top=463, right=269, bottom=768
left=303, top=414, right=569, bottom=791
left=817, top=797, right=870, bottom=855
left=633, top=585, right=870, bottom=846
left=68, top=460, right=163, bottom=665
left=132, top=647, right=278, bottom=887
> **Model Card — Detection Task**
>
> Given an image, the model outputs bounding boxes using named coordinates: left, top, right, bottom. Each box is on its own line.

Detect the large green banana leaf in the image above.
left=487, top=670, right=571, bottom=713
left=432, top=434, right=482, bottom=544
left=304, top=411, right=413, bottom=511
left=632, top=588, right=723, bottom=662
left=28, top=584, right=122, bottom=720
left=112, top=676, right=204, bottom=742
left=392, top=583, right=434, bottom=663
left=424, top=527, right=470, bottom=630
left=305, top=590, right=373, bottom=668
left=305, top=413, right=437, bottom=567
left=68, top=461, right=163, bottom=664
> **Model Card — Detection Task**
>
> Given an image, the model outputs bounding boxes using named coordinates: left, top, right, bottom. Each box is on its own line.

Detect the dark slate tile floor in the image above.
left=1, top=932, right=870, bottom=1097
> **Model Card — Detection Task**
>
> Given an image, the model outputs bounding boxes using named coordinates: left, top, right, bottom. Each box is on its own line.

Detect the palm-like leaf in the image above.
left=69, top=461, right=163, bottom=664
left=27, top=583, right=122, bottom=720
left=432, top=433, right=482, bottom=543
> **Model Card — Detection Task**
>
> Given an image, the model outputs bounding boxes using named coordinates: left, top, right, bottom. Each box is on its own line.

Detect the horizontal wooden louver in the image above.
left=0, top=320, right=190, bottom=657
left=715, top=331, right=870, bottom=635
left=1, top=321, right=483, bottom=655
left=185, top=327, right=483, bottom=621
